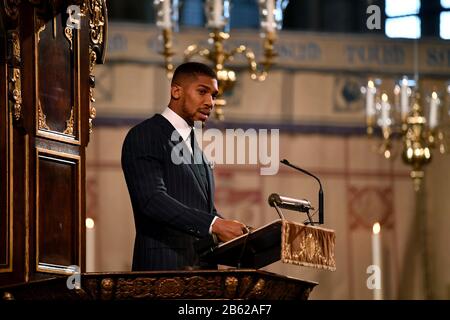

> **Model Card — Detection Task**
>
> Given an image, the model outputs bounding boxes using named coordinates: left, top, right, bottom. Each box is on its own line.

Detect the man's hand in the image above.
left=211, top=218, right=247, bottom=243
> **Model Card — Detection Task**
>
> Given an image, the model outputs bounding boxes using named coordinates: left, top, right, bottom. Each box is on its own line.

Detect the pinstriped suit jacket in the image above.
left=121, top=114, right=219, bottom=271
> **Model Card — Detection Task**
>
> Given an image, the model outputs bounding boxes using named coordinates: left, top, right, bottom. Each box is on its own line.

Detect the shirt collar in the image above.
left=161, top=107, right=192, bottom=142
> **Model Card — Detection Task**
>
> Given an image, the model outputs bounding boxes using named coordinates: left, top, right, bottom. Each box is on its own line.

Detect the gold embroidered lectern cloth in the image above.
left=281, top=220, right=336, bottom=271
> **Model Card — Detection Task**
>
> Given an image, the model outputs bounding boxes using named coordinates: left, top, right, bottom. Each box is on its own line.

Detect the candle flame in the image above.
left=86, top=218, right=95, bottom=229
left=373, top=222, right=381, bottom=234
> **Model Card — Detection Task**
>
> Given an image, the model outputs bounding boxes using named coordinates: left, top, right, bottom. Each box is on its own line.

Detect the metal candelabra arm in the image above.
left=161, top=28, right=175, bottom=79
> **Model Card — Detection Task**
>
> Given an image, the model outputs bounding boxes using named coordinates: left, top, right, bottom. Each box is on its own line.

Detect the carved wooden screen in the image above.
left=0, top=0, right=107, bottom=286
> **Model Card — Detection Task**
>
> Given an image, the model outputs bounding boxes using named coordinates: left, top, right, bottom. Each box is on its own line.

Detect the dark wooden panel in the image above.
left=0, top=28, right=10, bottom=270
left=36, top=8, right=77, bottom=138
left=0, top=0, right=107, bottom=286
left=36, top=150, right=80, bottom=272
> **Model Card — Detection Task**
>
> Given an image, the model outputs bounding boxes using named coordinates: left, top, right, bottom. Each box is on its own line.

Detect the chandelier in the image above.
left=363, top=72, right=450, bottom=190
left=153, top=0, right=287, bottom=120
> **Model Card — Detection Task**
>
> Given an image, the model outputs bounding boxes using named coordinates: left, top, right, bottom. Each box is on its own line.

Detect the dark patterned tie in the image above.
left=190, top=129, right=209, bottom=193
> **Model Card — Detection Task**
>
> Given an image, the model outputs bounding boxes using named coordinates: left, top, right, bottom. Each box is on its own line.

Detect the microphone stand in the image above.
left=273, top=202, right=285, bottom=220
left=280, top=159, right=324, bottom=225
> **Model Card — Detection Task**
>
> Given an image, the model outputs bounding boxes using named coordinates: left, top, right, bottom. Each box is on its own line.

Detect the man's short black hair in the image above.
left=171, top=62, right=217, bottom=85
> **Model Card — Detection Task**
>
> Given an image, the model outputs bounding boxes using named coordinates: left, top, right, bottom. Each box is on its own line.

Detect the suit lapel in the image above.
left=189, top=160, right=209, bottom=200
left=159, top=115, right=209, bottom=201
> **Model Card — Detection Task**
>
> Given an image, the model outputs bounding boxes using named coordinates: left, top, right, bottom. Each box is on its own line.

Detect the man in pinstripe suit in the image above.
left=122, top=62, right=247, bottom=271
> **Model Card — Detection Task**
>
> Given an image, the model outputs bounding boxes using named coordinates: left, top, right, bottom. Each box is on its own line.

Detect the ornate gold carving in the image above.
left=63, top=107, right=75, bottom=135
left=90, top=102, right=96, bottom=118
left=184, top=276, right=222, bottom=298
left=88, top=49, right=97, bottom=134
left=100, top=278, right=114, bottom=300
left=224, top=276, right=238, bottom=298
left=37, top=100, right=50, bottom=130
left=64, top=26, right=73, bottom=50
left=9, top=68, right=22, bottom=121
left=0, top=271, right=316, bottom=300
left=115, top=277, right=157, bottom=299
left=88, top=0, right=105, bottom=45
left=8, top=31, right=22, bottom=121
left=238, top=275, right=253, bottom=298
left=4, top=0, right=20, bottom=20
left=10, top=31, right=20, bottom=62
left=155, top=278, right=183, bottom=298
left=80, top=0, right=88, bottom=15
left=113, top=276, right=225, bottom=299
left=86, top=0, right=107, bottom=136
left=89, top=89, right=96, bottom=134
left=89, top=48, right=97, bottom=73
left=249, top=279, right=265, bottom=298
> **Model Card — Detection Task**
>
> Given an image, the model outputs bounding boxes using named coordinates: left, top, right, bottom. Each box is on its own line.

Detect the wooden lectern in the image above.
left=202, top=219, right=336, bottom=271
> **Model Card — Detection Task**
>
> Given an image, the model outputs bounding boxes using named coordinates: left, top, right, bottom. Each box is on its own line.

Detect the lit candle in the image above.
left=380, top=93, right=390, bottom=130
left=86, top=218, right=95, bottom=272
left=400, top=77, right=409, bottom=119
left=372, top=222, right=383, bottom=300
left=366, top=80, right=375, bottom=118
left=265, top=0, right=275, bottom=32
left=429, top=92, right=439, bottom=129
left=162, top=0, right=172, bottom=29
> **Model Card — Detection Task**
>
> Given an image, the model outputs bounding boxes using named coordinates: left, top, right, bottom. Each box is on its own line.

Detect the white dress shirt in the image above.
left=161, top=107, right=193, bottom=154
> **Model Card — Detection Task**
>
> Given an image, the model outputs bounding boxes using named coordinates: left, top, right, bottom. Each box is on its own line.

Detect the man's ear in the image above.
left=171, top=84, right=182, bottom=100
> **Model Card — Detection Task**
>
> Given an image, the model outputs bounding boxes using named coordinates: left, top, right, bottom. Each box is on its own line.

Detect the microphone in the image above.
left=268, top=193, right=313, bottom=213
left=280, top=159, right=324, bottom=225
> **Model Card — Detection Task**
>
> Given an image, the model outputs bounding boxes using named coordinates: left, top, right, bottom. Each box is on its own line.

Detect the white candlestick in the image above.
left=366, top=81, right=375, bottom=117
left=400, top=77, right=409, bottom=119
left=162, top=0, right=172, bottom=29
left=212, top=0, right=223, bottom=28
left=381, top=94, right=390, bottom=130
left=429, top=92, right=439, bottom=129
left=266, top=0, right=275, bottom=32
left=372, top=222, right=383, bottom=300
left=86, top=218, right=95, bottom=272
